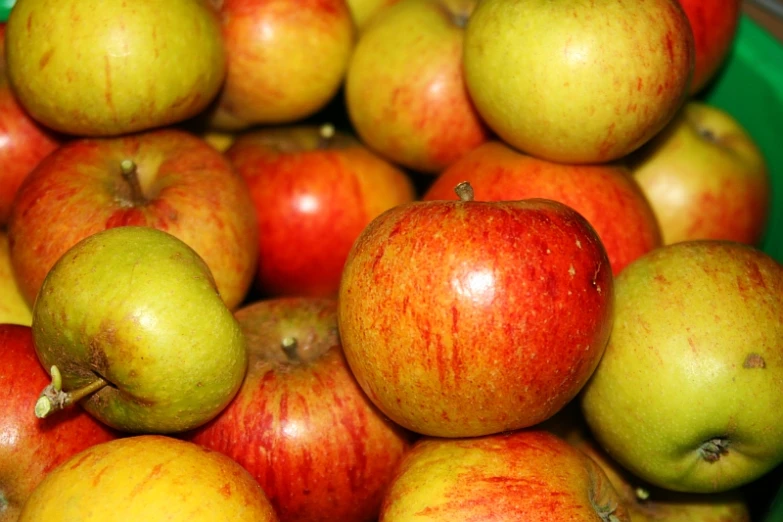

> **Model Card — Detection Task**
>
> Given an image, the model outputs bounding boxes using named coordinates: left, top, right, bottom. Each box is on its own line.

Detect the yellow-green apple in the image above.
left=0, top=231, right=31, bottom=326
left=5, top=0, right=225, bottom=137
left=423, top=140, right=662, bottom=276
left=345, top=0, right=488, bottom=174
left=346, top=0, right=401, bottom=30
left=18, top=435, right=279, bottom=522
left=0, top=324, right=117, bottom=522
left=379, top=429, right=630, bottom=521
left=463, top=0, right=694, bottom=164
left=580, top=240, right=783, bottom=493
left=31, top=226, right=248, bottom=434
left=0, top=23, right=61, bottom=226
left=338, top=182, right=614, bottom=438
left=678, top=0, right=742, bottom=94
left=629, top=101, right=769, bottom=246
left=206, top=0, right=355, bottom=130
left=7, top=128, right=258, bottom=310
left=224, top=124, right=415, bottom=299
left=184, top=297, right=412, bottom=522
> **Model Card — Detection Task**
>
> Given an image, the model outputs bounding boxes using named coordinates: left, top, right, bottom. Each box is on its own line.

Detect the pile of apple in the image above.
left=1, top=0, right=780, bottom=521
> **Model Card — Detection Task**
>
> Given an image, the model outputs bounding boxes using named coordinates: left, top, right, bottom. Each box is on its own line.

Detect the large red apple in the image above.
left=224, top=125, right=415, bottom=299
left=206, top=0, right=355, bottom=130
left=0, top=324, right=117, bottom=522
left=338, top=182, right=614, bottom=438
left=0, top=23, right=61, bottom=226
left=678, top=0, right=742, bottom=94
left=7, top=128, right=258, bottom=310
left=184, top=297, right=412, bottom=522
left=423, top=140, right=662, bottom=276
left=344, top=0, right=489, bottom=173
left=379, top=429, right=630, bottom=521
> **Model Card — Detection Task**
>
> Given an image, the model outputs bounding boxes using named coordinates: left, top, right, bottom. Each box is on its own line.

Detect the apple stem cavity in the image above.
left=454, top=181, right=475, bottom=202
left=120, top=159, right=147, bottom=206
left=698, top=437, right=730, bottom=463
left=281, top=337, right=299, bottom=362
left=34, top=365, right=109, bottom=419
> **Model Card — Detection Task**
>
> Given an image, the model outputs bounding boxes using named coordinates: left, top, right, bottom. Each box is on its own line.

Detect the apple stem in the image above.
left=120, top=159, right=146, bottom=206
left=281, top=337, right=299, bottom=362
left=454, top=181, right=475, bottom=202
left=34, top=366, right=109, bottom=419
left=318, top=123, right=336, bottom=149
left=634, top=487, right=650, bottom=501
left=698, top=437, right=730, bottom=462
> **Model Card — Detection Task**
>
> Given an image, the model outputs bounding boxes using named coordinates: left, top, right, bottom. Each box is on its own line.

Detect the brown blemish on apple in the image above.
left=743, top=353, right=766, bottom=369
left=38, top=48, right=54, bottom=70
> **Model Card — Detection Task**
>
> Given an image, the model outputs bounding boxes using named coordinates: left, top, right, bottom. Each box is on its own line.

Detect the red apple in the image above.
left=678, top=0, right=742, bottom=94
left=423, top=140, right=662, bottom=276
left=0, top=23, right=61, bottom=226
left=7, top=128, right=258, bottom=310
left=0, top=324, right=117, bottom=522
left=338, top=182, right=614, bottom=438
left=345, top=0, right=488, bottom=174
left=184, top=297, right=412, bottom=522
left=379, top=429, right=630, bottom=521
left=224, top=124, right=415, bottom=299
left=206, top=0, right=355, bottom=130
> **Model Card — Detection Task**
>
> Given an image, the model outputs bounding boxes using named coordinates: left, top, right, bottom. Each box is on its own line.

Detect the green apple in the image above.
left=0, top=231, right=31, bottom=326
left=630, top=101, right=770, bottom=246
left=31, top=226, right=247, bottom=434
left=5, top=0, right=226, bottom=137
left=463, top=0, right=694, bottom=164
left=580, top=240, right=783, bottom=493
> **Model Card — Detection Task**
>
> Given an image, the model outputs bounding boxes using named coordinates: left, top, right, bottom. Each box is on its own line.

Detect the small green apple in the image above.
left=580, top=240, right=783, bottom=493
left=5, top=0, right=226, bottom=137
left=31, top=226, right=248, bottom=434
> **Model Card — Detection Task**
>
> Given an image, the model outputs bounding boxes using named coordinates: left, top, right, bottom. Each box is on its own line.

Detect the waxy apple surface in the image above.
left=338, top=188, right=614, bottom=437
left=0, top=232, right=31, bottom=326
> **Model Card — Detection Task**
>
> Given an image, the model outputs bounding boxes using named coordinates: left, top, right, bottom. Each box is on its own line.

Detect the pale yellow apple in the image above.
left=631, top=101, right=769, bottom=246
left=0, top=231, right=31, bottom=326
left=5, top=0, right=226, bottom=137
left=18, top=435, right=279, bottom=522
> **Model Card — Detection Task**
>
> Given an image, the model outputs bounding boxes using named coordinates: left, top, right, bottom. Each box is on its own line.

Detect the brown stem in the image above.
left=318, top=123, right=336, bottom=149
left=281, top=337, right=299, bottom=362
left=120, top=159, right=147, bottom=206
left=454, top=181, right=475, bottom=202
left=34, top=366, right=109, bottom=419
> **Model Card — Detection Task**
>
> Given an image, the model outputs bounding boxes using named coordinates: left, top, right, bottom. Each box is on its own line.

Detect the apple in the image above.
left=678, top=0, right=742, bottom=94
left=224, top=124, right=415, bottom=299
left=629, top=101, right=769, bottom=247
left=0, top=324, right=117, bottom=522
left=338, top=182, right=614, bottom=438
left=580, top=240, right=783, bottom=493
left=5, top=0, right=226, bottom=137
left=31, top=226, right=248, bottom=434
left=0, top=231, right=31, bottom=326
left=423, top=140, right=662, bottom=276
left=344, top=0, right=488, bottom=174
left=18, top=435, right=279, bottom=522
left=379, top=429, right=630, bottom=521
left=346, top=0, right=401, bottom=30
left=184, top=297, right=412, bottom=522
left=206, top=0, right=355, bottom=130
left=7, top=127, right=258, bottom=310
left=462, top=0, right=694, bottom=164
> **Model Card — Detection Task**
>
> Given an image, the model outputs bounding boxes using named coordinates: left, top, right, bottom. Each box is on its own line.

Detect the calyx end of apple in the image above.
left=698, top=437, right=730, bottom=463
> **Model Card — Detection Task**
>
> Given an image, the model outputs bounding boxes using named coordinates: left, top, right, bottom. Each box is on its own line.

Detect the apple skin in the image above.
left=630, top=101, right=769, bottom=247
left=379, top=429, right=630, bottom=521
left=463, top=0, right=694, bottom=164
left=184, top=297, right=412, bottom=522
left=338, top=191, right=614, bottom=438
left=224, top=125, right=415, bottom=299
left=678, top=0, right=742, bottom=94
left=346, top=0, right=401, bottom=29
left=17, top=435, right=280, bottom=522
left=7, top=127, right=258, bottom=310
left=5, top=0, right=226, bottom=137
left=345, top=0, right=488, bottom=174
left=0, top=324, right=117, bottom=522
left=580, top=240, right=783, bottom=493
left=0, top=231, right=32, bottom=326
left=423, top=140, right=662, bottom=276
left=207, top=0, right=355, bottom=130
